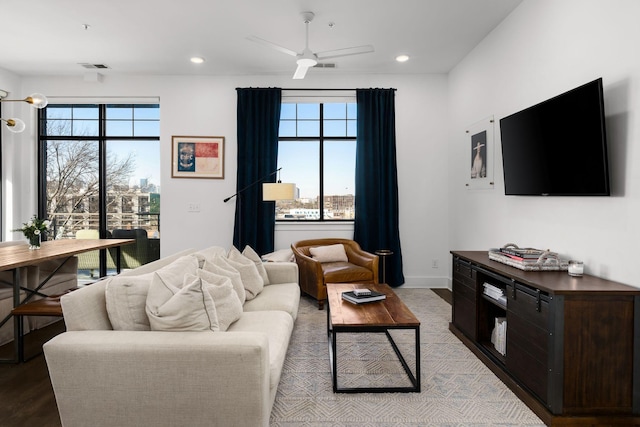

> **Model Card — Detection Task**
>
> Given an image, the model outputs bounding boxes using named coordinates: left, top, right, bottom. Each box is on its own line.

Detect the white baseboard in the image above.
left=398, top=276, right=451, bottom=289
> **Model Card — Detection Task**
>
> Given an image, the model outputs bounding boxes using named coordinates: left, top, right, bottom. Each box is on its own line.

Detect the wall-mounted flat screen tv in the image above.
left=499, top=78, right=610, bottom=196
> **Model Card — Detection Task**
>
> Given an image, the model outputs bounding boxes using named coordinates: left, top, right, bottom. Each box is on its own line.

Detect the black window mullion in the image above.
left=319, top=103, right=324, bottom=220
left=98, top=105, right=109, bottom=276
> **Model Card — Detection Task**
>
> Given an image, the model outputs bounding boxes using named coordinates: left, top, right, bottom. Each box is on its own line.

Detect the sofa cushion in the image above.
left=241, top=245, right=270, bottom=285
left=310, top=244, right=348, bottom=263
left=227, top=310, right=293, bottom=391
left=191, top=246, right=227, bottom=269
left=155, top=255, right=200, bottom=287
left=226, top=248, right=264, bottom=300
left=146, top=273, right=219, bottom=332
left=322, top=262, right=374, bottom=283
left=196, top=269, right=243, bottom=331
left=61, top=279, right=114, bottom=331
left=242, top=282, right=300, bottom=321
left=204, top=256, right=246, bottom=304
left=105, top=273, right=153, bottom=331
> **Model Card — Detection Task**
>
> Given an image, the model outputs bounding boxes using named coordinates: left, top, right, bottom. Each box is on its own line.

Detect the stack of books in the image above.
left=483, top=282, right=507, bottom=306
left=496, top=246, right=551, bottom=261
left=491, top=317, right=507, bottom=356
left=342, top=288, right=386, bottom=304
left=488, top=245, right=568, bottom=271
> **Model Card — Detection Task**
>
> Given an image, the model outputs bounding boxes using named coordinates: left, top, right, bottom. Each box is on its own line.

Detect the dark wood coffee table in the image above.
left=326, top=282, right=421, bottom=393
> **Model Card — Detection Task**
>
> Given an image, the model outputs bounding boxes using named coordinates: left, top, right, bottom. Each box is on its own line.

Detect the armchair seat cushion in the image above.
left=322, top=262, right=374, bottom=283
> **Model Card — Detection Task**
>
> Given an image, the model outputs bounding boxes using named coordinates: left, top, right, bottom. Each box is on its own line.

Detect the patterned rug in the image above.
left=270, top=288, right=545, bottom=427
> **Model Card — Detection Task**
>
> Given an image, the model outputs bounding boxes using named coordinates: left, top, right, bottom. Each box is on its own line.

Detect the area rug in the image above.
left=270, top=288, right=545, bottom=426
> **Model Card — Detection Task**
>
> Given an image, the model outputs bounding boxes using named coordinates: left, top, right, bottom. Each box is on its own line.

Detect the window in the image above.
left=38, top=103, right=160, bottom=279
left=277, top=102, right=356, bottom=221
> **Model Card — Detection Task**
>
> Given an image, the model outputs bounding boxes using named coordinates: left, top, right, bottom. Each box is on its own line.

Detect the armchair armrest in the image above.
left=345, top=246, right=379, bottom=280
left=291, top=247, right=324, bottom=284
left=44, top=330, right=272, bottom=427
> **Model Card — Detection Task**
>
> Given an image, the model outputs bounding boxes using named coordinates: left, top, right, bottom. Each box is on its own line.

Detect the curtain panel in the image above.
left=234, top=88, right=282, bottom=254
left=354, top=88, right=405, bottom=286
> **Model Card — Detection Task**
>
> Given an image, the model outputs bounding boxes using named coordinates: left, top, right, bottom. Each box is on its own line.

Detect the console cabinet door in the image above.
left=452, top=257, right=477, bottom=340
left=506, top=284, right=550, bottom=406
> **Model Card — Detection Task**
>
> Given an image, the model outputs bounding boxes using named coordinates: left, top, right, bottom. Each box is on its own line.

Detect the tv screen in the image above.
left=499, top=78, right=610, bottom=196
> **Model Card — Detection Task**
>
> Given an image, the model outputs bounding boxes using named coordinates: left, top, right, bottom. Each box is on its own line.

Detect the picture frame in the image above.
left=465, top=116, right=495, bottom=190
left=171, top=135, right=224, bottom=179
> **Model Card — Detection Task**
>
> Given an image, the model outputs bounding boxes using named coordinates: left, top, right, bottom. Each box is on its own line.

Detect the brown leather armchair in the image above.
left=291, top=238, right=379, bottom=309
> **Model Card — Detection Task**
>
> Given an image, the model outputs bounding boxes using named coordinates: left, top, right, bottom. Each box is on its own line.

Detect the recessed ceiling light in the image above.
left=190, top=57, right=205, bottom=64
left=395, top=54, right=410, bottom=63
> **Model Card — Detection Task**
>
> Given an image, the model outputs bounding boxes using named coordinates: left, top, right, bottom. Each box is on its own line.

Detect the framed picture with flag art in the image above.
left=171, top=135, right=225, bottom=179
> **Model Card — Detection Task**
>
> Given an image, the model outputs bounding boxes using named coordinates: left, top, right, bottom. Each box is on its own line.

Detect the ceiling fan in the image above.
left=247, top=11, right=374, bottom=79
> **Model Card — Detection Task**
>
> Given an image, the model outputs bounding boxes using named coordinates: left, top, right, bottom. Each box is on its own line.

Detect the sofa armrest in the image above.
left=44, top=330, right=272, bottom=427
left=264, top=261, right=298, bottom=285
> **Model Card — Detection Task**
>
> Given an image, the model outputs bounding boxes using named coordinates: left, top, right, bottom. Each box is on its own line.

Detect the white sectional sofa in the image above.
left=43, top=247, right=300, bottom=427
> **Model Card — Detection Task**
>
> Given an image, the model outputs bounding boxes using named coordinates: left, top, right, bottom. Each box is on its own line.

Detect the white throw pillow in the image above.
left=241, top=245, right=270, bottom=285
left=146, top=273, right=219, bottom=332
left=105, top=273, right=154, bottom=331
left=156, top=255, right=200, bottom=287
left=226, top=248, right=264, bottom=300
left=261, top=248, right=295, bottom=263
left=204, top=256, right=246, bottom=304
left=197, top=269, right=243, bottom=331
left=310, top=244, right=348, bottom=263
left=191, top=246, right=227, bottom=268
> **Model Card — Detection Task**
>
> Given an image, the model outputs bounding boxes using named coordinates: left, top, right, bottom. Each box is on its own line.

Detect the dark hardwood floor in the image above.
left=0, top=288, right=452, bottom=427
left=0, top=322, right=63, bottom=427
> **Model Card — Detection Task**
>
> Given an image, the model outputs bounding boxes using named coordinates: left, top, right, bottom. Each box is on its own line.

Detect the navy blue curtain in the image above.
left=354, top=88, right=404, bottom=286
left=234, top=88, right=282, bottom=254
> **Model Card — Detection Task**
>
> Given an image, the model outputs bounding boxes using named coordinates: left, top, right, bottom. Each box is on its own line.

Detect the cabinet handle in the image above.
left=536, top=289, right=541, bottom=312
left=511, top=279, right=517, bottom=300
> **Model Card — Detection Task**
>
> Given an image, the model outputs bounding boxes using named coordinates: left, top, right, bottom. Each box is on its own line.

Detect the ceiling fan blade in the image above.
left=246, top=35, right=298, bottom=57
left=293, top=63, right=310, bottom=79
left=315, top=45, right=375, bottom=60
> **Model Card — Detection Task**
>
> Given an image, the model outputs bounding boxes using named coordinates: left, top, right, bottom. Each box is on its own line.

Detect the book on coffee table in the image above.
left=342, top=289, right=386, bottom=304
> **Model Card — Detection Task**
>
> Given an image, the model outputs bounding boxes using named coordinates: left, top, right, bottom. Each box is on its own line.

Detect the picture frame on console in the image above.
left=171, top=135, right=225, bottom=179
left=465, top=116, right=495, bottom=190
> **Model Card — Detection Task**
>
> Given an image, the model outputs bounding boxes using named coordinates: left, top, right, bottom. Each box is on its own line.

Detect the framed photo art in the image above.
left=171, top=136, right=224, bottom=179
left=465, top=116, right=495, bottom=190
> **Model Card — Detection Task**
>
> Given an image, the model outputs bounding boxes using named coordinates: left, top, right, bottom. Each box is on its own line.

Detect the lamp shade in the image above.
left=263, top=183, right=296, bottom=201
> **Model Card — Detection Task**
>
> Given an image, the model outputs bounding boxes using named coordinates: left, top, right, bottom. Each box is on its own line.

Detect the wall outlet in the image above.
left=432, top=259, right=439, bottom=269
left=187, top=203, right=201, bottom=212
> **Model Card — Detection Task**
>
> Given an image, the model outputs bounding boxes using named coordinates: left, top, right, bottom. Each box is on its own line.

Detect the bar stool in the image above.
left=11, top=295, right=64, bottom=362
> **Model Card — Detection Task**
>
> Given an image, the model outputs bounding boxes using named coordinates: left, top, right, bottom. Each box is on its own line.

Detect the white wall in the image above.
left=0, top=68, right=37, bottom=241
left=448, top=0, right=640, bottom=287
left=5, top=72, right=449, bottom=287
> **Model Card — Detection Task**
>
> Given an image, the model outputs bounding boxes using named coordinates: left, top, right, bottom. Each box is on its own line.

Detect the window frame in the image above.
left=37, top=104, right=160, bottom=223
left=278, top=101, right=356, bottom=222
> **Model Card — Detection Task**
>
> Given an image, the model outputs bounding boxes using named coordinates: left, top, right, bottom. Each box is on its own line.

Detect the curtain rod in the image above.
left=236, top=87, right=396, bottom=91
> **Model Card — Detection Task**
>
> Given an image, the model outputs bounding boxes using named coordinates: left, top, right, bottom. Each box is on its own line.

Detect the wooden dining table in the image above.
left=0, top=238, right=134, bottom=363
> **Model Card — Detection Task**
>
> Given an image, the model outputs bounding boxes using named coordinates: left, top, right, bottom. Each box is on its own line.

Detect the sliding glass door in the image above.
left=38, top=103, right=160, bottom=281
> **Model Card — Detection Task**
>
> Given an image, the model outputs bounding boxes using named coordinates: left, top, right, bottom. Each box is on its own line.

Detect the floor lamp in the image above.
left=224, top=168, right=296, bottom=248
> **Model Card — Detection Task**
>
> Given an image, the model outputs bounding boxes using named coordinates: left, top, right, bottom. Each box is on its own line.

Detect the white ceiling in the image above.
left=1, top=0, right=522, bottom=79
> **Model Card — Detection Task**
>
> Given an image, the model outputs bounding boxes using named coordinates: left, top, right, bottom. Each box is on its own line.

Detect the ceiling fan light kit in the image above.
left=248, top=11, right=374, bottom=79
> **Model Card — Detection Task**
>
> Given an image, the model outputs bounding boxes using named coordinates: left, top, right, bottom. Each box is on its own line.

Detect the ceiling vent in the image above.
left=313, top=63, right=336, bottom=68
left=79, top=63, right=111, bottom=69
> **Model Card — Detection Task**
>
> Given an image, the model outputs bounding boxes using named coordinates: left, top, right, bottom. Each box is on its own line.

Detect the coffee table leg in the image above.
left=327, top=301, right=338, bottom=391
